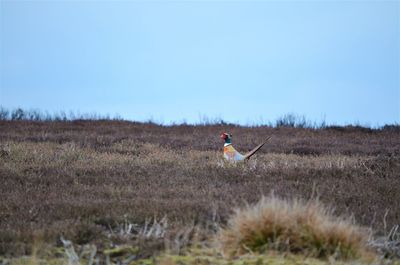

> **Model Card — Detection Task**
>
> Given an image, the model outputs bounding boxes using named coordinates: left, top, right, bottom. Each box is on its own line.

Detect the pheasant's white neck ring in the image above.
left=224, top=143, right=232, bottom=147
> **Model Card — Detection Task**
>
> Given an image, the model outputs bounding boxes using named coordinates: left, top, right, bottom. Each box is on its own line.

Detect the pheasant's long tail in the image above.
left=243, top=136, right=272, bottom=160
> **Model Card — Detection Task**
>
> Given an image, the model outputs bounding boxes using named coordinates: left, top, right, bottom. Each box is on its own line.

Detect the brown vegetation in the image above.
left=218, top=196, right=370, bottom=259
left=0, top=120, right=399, bottom=257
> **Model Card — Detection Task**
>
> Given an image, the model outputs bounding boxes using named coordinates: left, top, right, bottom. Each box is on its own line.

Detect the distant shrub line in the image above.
left=0, top=106, right=398, bottom=130
left=0, top=106, right=123, bottom=122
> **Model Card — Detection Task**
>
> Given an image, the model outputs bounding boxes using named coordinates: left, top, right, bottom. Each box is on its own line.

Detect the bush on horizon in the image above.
left=0, top=106, right=398, bottom=129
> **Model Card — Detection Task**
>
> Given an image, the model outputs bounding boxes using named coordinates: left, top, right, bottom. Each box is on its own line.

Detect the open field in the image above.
left=0, top=120, right=399, bottom=262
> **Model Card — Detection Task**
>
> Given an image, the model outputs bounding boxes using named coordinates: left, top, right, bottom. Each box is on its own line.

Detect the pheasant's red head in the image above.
left=220, top=132, right=232, bottom=140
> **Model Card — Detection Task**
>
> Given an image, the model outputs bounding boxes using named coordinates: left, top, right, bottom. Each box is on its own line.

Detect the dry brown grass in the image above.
left=0, top=120, right=399, bottom=257
left=218, top=196, right=370, bottom=259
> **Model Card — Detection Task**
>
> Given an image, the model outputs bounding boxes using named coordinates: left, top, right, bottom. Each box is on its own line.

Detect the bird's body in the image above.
left=223, top=143, right=244, bottom=161
left=220, top=133, right=271, bottom=162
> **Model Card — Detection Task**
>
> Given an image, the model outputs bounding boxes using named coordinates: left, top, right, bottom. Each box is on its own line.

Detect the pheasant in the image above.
left=220, top=133, right=271, bottom=162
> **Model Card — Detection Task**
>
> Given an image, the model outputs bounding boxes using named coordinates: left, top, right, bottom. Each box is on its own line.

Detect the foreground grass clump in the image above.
left=218, top=196, right=370, bottom=259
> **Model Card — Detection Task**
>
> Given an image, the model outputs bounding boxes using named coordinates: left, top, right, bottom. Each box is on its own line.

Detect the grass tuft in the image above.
left=218, top=196, right=371, bottom=259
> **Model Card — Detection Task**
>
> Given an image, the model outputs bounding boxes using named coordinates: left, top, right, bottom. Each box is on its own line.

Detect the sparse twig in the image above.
left=60, top=236, right=80, bottom=265
left=368, top=225, right=400, bottom=259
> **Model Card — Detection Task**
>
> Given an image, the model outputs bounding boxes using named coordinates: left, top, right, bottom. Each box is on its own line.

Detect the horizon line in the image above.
left=0, top=106, right=398, bottom=129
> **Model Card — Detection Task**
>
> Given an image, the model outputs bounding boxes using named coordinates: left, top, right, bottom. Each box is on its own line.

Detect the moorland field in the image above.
left=0, top=119, right=399, bottom=262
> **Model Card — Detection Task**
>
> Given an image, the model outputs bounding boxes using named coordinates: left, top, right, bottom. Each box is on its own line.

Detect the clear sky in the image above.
left=1, top=0, right=399, bottom=125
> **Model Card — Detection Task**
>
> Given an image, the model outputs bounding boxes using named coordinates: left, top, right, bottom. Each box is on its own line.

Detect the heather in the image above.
left=0, top=120, right=399, bottom=263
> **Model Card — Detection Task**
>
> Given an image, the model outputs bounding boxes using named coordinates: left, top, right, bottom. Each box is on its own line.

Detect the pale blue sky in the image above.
left=1, top=1, right=399, bottom=125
